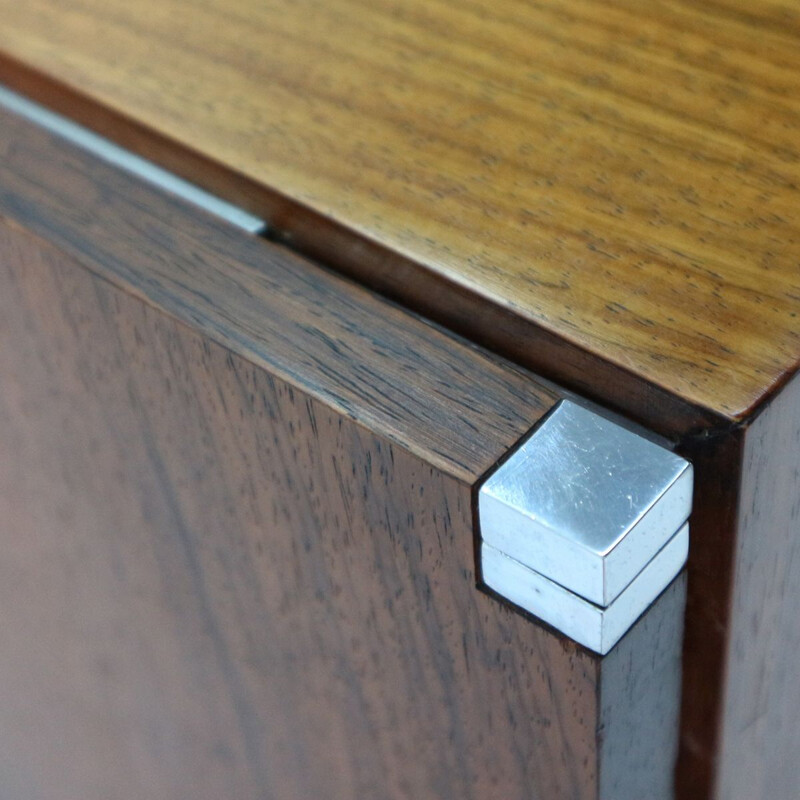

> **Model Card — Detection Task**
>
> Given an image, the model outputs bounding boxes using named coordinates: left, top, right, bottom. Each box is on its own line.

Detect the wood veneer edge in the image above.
left=0, top=53, right=762, bottom=440
left=0, top=104, right=561, bottom=486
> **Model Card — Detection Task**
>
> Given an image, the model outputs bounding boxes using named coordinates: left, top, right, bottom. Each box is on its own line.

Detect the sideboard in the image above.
left=0, top=2, right=799, bottom=798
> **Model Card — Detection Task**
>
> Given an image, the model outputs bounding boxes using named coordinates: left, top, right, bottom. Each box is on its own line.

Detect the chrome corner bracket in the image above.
left=478, top=399, right=692, bottom=655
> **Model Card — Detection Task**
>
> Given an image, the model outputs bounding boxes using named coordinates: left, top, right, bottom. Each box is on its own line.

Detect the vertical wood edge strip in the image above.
left=715, top=373, right=800, bottom=799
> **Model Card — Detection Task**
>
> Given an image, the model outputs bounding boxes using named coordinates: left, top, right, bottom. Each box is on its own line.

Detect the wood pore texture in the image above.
left=716, top=373, right=800, bottom=800
left=3, top=5, right=800, bottom=794
left=1, top=0, right=800, bottom=432
left=0, top=109, right=690, bottom=799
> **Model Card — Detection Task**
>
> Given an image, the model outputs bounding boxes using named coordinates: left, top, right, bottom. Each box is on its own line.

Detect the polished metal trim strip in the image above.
left=0, top=84, right=266, bottom=234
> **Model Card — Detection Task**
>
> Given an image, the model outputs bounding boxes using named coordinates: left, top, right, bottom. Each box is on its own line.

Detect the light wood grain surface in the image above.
left=1, top=0, right=799, bottom=424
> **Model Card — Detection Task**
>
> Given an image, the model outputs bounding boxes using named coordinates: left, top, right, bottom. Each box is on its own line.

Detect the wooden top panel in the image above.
left=1, top=0, right=799, bottom=422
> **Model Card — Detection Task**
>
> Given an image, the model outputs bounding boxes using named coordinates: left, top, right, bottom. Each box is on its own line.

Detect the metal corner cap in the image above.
left=478, top=399, right=693, bottom=607
left=481, top=523, right=689, bottom=655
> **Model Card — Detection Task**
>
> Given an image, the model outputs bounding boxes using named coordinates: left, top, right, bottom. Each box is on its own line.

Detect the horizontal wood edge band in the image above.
left=0, top=105, right=556, bottom=484
left=0, top=58, right=733, bottom=439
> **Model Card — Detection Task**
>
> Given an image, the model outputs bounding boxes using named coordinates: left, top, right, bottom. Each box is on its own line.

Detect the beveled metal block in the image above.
left=481, top=523, right=689, bottom=655
left=478, top=400, right=693, bottom=653
left=479, top=400, right=692, bottom=607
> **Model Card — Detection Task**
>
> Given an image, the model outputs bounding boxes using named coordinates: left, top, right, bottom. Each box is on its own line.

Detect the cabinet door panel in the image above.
left=0, top=107, right=684, bottom=800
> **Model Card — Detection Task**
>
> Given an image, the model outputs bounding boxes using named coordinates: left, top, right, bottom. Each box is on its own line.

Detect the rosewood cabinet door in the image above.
left=0, top=107, right=690, bottom=799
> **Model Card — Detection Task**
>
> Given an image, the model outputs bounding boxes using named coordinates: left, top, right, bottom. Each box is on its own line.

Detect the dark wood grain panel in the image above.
left=0, top=213, right=603, bottom=799
left=1, top=0, right=799, bottom=429
left=714, top=373, right=800, bottom=800
left=0, top=107, right=694, bottom=798
left=669, top=375, right=800, bottom=800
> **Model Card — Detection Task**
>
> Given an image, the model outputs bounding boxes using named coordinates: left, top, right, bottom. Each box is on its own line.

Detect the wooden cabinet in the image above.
left=1, top=3, right=799, bottom=797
